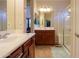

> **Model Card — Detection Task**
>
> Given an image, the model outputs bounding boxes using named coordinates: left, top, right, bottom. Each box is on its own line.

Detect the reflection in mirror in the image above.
left=34, top=9, right=52, bottom=28
left=25, top=0, right=31, bottom=33
left=0, top=0, right=7, bottom=31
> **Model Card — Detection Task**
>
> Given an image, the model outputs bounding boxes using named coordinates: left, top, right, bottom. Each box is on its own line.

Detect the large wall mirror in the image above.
left=0, top=0, right=7, bottom=31
left=34, top=8, right=52, bottom=28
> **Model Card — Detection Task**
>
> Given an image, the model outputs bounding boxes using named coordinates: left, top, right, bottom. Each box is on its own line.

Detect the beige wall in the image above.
left=7, top=0, right=25, bottom=33
left=7, top=0, right=15, bottom=31
left=14, top=0, right=25, bottom=33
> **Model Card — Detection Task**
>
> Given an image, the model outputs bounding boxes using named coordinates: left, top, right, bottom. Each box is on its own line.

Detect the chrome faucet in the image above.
left=0, top=33, right=10, bottom=39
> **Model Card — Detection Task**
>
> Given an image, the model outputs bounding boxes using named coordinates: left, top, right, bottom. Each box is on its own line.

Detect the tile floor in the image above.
left=35, top=45, right=70, bottom=58
left=35, top=46, right=52, bottom=58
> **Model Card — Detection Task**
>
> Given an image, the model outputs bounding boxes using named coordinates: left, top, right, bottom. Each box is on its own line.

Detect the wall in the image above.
left=7, top=0, right=25, bottom=33
left=14, top=0, right=25, bottom=33
left=7, top=0, right=15, bottom=31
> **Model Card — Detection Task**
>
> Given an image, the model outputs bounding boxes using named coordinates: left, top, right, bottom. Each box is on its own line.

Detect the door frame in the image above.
left=71, top=0, right=76, bottom=57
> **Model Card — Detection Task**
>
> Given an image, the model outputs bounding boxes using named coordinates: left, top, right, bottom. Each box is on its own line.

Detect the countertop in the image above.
left=0, top=33, right=35, bottom=58
left=34, top=27, right=56, bottom=30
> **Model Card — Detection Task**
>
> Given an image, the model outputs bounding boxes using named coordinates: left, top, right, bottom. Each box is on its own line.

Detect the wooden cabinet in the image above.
left=7, top=36, right=35, bottom=58
left=7, top=47, right=23, bottom=58
left=28, top=37, right=35, bottom=58
left=22, top=39, right=32, bottom=58
left=22, top=36, right=35, bottom=58
left=35, top=30, right=55, bottom=45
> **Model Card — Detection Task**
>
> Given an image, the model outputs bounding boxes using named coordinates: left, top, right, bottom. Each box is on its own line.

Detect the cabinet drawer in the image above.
left=8, top=47, right=23, bottom=58
left=23, top=39, right=32, bottom=53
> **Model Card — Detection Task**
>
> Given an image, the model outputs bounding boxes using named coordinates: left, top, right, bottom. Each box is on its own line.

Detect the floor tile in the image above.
left=35, top=46, right=70, bottom=58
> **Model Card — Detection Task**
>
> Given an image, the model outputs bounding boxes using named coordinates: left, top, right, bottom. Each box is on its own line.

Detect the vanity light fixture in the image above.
left=38, top=8, right=52, bottom=12
left=68, top=8, right=71, bottom=12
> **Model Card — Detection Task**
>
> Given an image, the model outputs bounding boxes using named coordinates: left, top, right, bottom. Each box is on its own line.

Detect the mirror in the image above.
left=25, top=0, right=32, bottom=33
left=34, top=9, right=52, bottom=28
left=0, top=0, right=7, bottom=31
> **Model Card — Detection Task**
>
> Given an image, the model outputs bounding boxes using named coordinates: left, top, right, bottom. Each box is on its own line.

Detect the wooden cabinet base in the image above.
left=35, top=30, right=56, bottom=45
left=29, top=41, right=35, bottom=58
left=7, top=47, right=23, bottom=58
left=7, top=36, right=35, bottom=58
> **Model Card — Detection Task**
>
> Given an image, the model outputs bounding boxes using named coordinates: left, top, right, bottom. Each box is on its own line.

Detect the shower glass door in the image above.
left=63, top=7, right=72, bottom=52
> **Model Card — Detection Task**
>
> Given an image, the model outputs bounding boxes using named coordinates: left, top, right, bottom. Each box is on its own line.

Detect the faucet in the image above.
left=0, top=33, right=10, bottom=39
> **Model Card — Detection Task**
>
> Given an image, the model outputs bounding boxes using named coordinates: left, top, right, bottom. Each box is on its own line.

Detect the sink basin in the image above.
left=0, top=34, right=19, bottom=42
left=0, top=32, right=10, bottom=39
left=0, top=37, right=16, bottom=42
left=0, top=33, right=26, bottom=43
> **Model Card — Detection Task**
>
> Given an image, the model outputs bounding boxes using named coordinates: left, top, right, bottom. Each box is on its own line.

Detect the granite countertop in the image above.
left=0, top=33, right=35, bottom=58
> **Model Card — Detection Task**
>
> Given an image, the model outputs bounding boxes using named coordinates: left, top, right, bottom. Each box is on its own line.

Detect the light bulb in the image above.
left=39, top=8, right=52, bottom=12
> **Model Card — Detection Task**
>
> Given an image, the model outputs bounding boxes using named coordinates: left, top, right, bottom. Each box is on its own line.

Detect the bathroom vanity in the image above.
left=35, top=27, right=56, bottom=45
left=0, top=33, right=35, bottom=58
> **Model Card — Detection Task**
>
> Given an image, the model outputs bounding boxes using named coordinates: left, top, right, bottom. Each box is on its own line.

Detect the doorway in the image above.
left=34, top=0, right=71, bottom=58
left=25, top=0, right=31, bottom=33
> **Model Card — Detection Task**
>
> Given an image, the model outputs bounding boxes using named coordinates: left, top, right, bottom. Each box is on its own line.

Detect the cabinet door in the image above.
left=35, top=30, right=43, bottom=44
left=22, top=50, right=29, bottom=58
left=29, top=42, right=35, bottom=58
left=49, top=30, right=55, bottom=44
left=22, top=39, right=32, bottom=58
left=23, top=39, right=32, bottom=53
left=7, top=47, right=23, bottom=58
left=28, top=37, right=35, bottom=58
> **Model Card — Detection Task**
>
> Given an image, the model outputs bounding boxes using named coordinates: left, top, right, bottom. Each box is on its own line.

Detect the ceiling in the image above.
left=35, top=0, right=70, bottom=11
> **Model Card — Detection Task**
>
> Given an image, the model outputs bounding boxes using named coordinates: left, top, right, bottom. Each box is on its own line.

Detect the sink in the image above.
left=0, top=33, right=17, bottom=42
left=0, top=33, right=26, bottom=42
left=0, top=32, right=10, bottom=39
left=0, top=32, right=27, bottom=43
